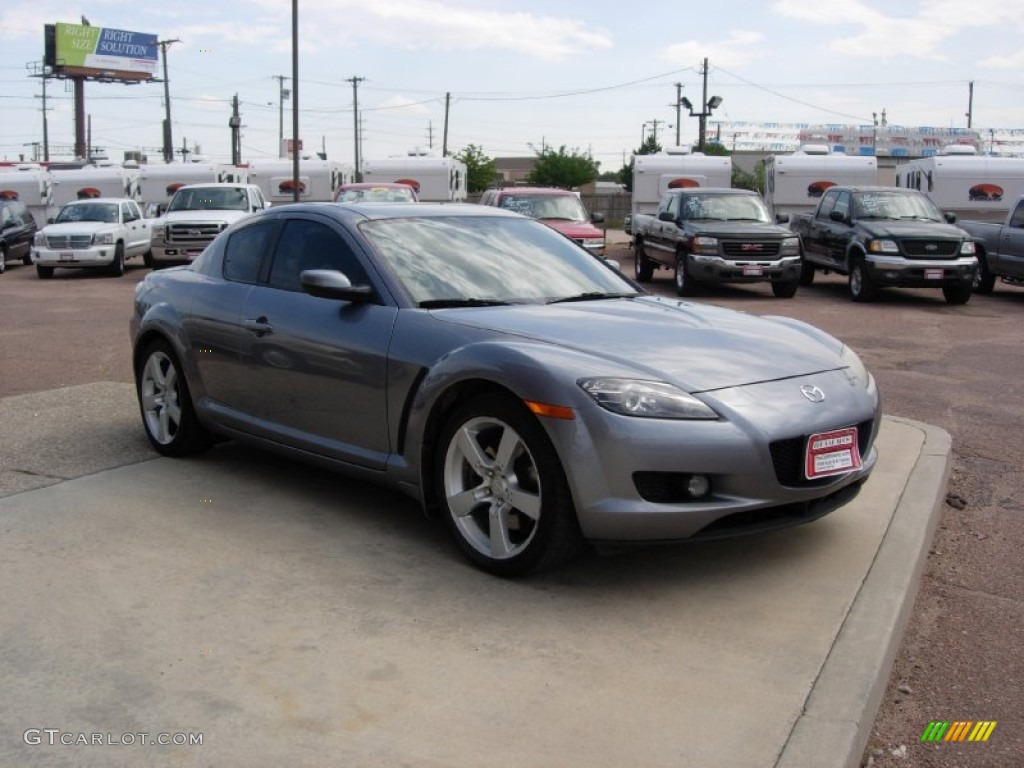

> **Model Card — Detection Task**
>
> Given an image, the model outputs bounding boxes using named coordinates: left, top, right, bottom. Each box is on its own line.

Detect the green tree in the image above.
left=453, top=144, right=496, bottom=193
left=618, top=134, right=663, bottom=193
left=526, top=145, right=599, bottom=188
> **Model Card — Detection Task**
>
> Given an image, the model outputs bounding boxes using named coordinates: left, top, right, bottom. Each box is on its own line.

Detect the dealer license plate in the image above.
left=59, top=252, right=74, bottom=262
left=805, top=426, right=861, bottom=480
left=742, top=265, right=764, bottom=276
left=924, top=268, right=944, bottom=280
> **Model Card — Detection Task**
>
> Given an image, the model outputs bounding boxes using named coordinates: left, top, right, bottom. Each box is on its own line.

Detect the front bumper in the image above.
left=33, top=246, right=116, bottom=268
left=151, top=239, right=211, bottom=264
left=689, top=253, right=801, bottom=283
left=865, top=255, right=976, bottom=287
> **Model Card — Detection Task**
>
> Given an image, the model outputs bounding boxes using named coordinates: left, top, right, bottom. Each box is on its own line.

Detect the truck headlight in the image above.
left=578, top=378, right=718, bottom=420
left=959, top=240, right=976, bottom=255
left=151, top=225, right=165, bottom=239
left=691, top=236, right=718, bottom=253
left=580, top=237, right=605, bottom=250
left=93, top=232, right=115, bottom=245
left=867, top=238, right=899, bottom=254
left=782, top=236, right=800, bottom=250
left=34, top=232, right=46, bottom=247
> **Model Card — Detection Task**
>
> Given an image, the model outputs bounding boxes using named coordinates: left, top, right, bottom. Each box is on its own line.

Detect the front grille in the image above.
left=45, top=234, right=92, bottom=250
left=769, top=419, right=874, bottom=488
left=721, top=240, right=782, bottom=259
left=900, top=239, right=960, bottom=259
left=167, top=222, right=225, bottom=247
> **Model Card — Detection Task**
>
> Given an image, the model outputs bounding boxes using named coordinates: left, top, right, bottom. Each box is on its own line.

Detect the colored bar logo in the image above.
left=921, top=721, right=997, bottom=742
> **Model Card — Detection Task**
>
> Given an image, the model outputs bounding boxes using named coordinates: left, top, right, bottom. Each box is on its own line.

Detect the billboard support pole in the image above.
left=74, top=77, right=86, bottom=160
left=158, top=39, right=180, bottom=163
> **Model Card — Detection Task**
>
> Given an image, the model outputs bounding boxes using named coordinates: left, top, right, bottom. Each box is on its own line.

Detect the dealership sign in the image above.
left=53, top=22, right=158, bottom=79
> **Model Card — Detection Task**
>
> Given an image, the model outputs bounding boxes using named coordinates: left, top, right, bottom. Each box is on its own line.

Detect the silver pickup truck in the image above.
left=958, top=195, right=1024, bottom=293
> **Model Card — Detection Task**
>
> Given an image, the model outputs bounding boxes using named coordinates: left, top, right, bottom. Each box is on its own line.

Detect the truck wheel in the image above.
left=108, top=242, right=125, bottom=277
left=799, top=258, right=815, bottom=286
left=772, top=280, right=799, bottom=298
left=0, top=245, right=6, bottom=274
left=973, top=253, right=995, bottom=295
left=143, top=250, right=154, bottom=269
left=849, top=259, right=875, bottom=303
left=634, top=240, right=653, bottom=283
left=942, top=284, right=972, bottom=305
left=674, top=254, right=695, bottom=297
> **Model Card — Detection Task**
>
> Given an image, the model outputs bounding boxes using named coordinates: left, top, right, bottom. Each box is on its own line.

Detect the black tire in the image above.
left=143, top=250, right=154, bottom=269
left=634, top=239, right=653, bottom=283
left=799, top=257, right=815, bottom=286
left=109, top=242, right=125, bottom=277
left=772, top=279, right=799, bottom=298
left=849, top=258, right=875, bottom=303
left=973, top=252, right=995, bottom=295
left=36, top=265, right=54, bottom=279
left=435, top=393, right=583, bottom=576
left=674, top=253, right=695, bottom=296
left=22, top=250, right=33, bottom=265
left=136, top=339, right=214, bottom=457
left=942, top=283, right=972, bottom=305
left=0, top=245, right=6, bottom=275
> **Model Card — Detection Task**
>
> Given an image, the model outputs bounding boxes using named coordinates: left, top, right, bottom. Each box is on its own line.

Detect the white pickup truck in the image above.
left=33, top=197, right=152, bottom=279
left=149, top=183, right=269, bottom=267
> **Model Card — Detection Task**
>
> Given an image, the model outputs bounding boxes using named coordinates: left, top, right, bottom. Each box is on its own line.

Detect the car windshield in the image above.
left=168, top=187, right=250, bottom=212
left=680, top=195, right=772, bottom=222
left=499, top=194, right=588, bottom=221
left=853, top=192, right=943, bottom=221
left=337, top=186, right=416, bottom=203
left=360, top=215, right=635, bottom=305
left=55, top=202, right=118, bottom=223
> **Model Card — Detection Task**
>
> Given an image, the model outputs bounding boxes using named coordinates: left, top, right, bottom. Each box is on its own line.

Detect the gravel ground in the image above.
left=1, top=241, right=1021, bottom=767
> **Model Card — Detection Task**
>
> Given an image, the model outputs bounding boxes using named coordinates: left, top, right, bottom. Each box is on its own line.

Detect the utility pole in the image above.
left=346, top=76, right=365, bottom=181
left=672, top=82, right=684, bottom=147
left=699, top=57, right=709, bottom=151
left=966, top=81, right=974, bottom=129
left=229, top=93, right=241, bottom=165
left=442, top=92, right=451, bottom=157
left=272, top=75, right=289, bottom=157
left=26, top=61, right=52, bottom=161
left=427, top=120, right=434, bottom=150
left=158, top=39, right=181, bottom=163
left=291, top=0, right=300, bottom=200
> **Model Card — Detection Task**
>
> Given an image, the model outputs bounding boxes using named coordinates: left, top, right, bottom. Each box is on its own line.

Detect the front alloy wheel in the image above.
left=849, top=260, right=875, bottom=302
left=137, top=340, right=213, bottom=456
left=436, top=394, right=581, bottom=576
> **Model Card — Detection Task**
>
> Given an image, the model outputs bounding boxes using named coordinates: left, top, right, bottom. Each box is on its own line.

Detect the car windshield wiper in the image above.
left=547, top=291, right=639, bottom=304
left=419, top=298, right=513, bottom=308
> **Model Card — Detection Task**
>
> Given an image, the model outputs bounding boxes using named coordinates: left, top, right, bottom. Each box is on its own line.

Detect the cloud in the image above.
left=658, top=31, right=764, bottom=69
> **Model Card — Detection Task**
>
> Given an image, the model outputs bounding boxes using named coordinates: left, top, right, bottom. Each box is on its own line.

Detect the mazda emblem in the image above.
left=800, top=384, right=826, bottom=403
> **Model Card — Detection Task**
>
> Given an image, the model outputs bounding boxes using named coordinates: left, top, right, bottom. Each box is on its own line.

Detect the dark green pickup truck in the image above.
left=789, top=186, right=978, bottom=304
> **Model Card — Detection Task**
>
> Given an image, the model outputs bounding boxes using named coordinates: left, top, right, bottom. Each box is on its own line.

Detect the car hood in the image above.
left=42, top=221, right=116, bottom=235
left=685, top=221, right=793, bottom=238
left=539, top=219, right=603, bottom=238
left=855, top=219, right=966, bottom=239
left=432, top=296, right=844, bottom=391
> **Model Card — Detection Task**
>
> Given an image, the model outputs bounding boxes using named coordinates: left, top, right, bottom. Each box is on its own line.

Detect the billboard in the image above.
left=47, top=22, right=158, bottom=80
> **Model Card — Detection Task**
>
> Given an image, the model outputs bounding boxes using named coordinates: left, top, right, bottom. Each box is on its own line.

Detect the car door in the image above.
left=804, top=189, right=838, bottom=262
left=234, top=216, right=398, bottom=469
left=1, top=203, right=32, bottom=263
left=998, top=199, right=1024, bottom=278
left=121, top=201, right=147, bottom=253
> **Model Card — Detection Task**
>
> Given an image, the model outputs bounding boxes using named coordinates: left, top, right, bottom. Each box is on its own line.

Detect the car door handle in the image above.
left=244, top=317, right=274, bottom=337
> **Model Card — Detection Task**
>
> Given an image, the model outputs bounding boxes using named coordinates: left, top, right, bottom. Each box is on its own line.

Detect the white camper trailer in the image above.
left=764, top=146, right=878, bottom=221
left=630, top=150, right=732, bottom=227
left=49, top=166, right=141, bottom=216
left=894, top=146, right=1024, bottom=223
left=361, top=154, right=467, bottom=202
left=246, top=159, right=349, bottom=205
left=0, top=166, right=54, bottom=228
left=137, top=163, right=250, bottom=217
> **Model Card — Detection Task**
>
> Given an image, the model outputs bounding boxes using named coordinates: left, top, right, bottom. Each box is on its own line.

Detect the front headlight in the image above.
left=782, top=236, right=800, bottom=250
left=840, top=345, right=876, bottom=394
left=93, top=232, right=115, bottom=245
left=867, top=238, right=899, bottom=254
left=580, top=237, right=605, bottom=249
left=578, top=378, right=718, bottom=420
left=151, top=224, right=165, bottom=239
left=34, top=232, right=46, bottom=247
left=959, top=240, right=976, bottom=255
left=691, top=236, right=718, bottom=252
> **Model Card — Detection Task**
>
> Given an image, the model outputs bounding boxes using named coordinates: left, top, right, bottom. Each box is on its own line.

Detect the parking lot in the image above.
left=1, top=247, right=1021, bottom=767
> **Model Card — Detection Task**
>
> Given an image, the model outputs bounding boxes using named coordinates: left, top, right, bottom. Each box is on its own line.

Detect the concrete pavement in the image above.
left=0, top=383, right=949, bottom=767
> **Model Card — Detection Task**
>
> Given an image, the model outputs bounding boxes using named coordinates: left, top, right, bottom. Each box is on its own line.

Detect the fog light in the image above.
left=687, top=474, right=711, bottom=498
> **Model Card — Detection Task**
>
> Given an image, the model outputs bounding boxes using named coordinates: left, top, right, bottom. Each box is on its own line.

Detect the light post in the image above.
left=680, top=94, right=722, bottom=152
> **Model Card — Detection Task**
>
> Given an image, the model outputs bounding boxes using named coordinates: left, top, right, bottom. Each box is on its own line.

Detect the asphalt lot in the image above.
left=0, top=241, right=1021, bottom=767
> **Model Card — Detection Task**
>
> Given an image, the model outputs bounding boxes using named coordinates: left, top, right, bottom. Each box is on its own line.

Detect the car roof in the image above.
left=175, top=182, right=255, bottom=189
left=491, top=187, right=576, bottom=196
left=825, top=185, right=922, bottom=193
left=338, top=182, right=415, bottom=190
left=669, top=187, right=757, bottom=196
left=60, top=197, right=136, bottom=205
left=266, top=201, right=523, bottom=222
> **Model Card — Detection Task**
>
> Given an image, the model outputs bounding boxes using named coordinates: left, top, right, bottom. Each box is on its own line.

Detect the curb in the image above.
left=774, top=416, right=951, bottom=768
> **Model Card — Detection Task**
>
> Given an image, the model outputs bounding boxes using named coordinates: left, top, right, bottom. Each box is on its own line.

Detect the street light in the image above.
left=680, top=94, right=723, bottom=152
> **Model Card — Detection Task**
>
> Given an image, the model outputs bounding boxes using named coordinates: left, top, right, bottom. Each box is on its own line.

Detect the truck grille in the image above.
left=721, top=241, right=781, bottom=259
left=900, top=239, right=961, bottom=259
left=45, top=234, right=93, bottom=250
left=166, top=222, right=226, bottom=247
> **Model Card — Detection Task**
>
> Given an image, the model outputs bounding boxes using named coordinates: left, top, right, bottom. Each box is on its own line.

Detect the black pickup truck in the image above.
left=790, top=186, right=977, bottom=304
left=632, top=188, right=802, bottom=297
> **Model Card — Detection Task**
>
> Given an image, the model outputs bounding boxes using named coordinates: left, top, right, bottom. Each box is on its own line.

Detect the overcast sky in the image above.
left=2, top=0, right=1023, bottom=167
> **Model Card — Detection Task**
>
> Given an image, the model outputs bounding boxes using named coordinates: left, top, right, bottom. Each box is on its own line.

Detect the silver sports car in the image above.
left=131, top=203, right=880, bottom=576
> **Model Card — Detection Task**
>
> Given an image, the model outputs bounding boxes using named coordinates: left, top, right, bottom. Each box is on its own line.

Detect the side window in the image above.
left=666, top=194, right=681, bottom=218
left=121, top=203, right=135, bottom=222
left=656, top=194, right=671, bottom=215
left=817, top=190, right=838, bottom=219
left=0, top=205, right=13, bottom=226
left=1009, top=202, right=1024, bottom=229
left=267, top=219, right=368, bottom=292
left=223, top=220, right=275, bottom=283
left=833, top=191, right=851, bottom=219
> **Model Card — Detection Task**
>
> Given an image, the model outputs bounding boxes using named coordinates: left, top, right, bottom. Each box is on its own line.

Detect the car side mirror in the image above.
left=591, top=212, right=605, bottom=224
left=300, top=269, right=374, bottom=302
left=829, top=210, right=847, bottom=223
left=944, top=212, right=957, bottom=224
left=775, top=213, right=790, bottom=224
left=657, top=211, right=674, bottom=222
left=46, top=217, right=55, bottom=224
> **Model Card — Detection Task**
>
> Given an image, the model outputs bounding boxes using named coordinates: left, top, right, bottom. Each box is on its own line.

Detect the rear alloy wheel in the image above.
left=849, top=259, right=875, bottom=302
left=973, top=254, right=995, bottom=295
left=109, top=242, right=125, bottom=277
left=942, top=283, right=972, bottom=305
left=137, top=339, right=213, bottom=457
left=799, top=258, right=815, bottom=286
left=771, top=279, right=799, bottom=298
left=436, top=393, right=582, bottom=576
left=674, top=254, right=695, bottom=296
left=634, top=239, right=654, bottom=282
